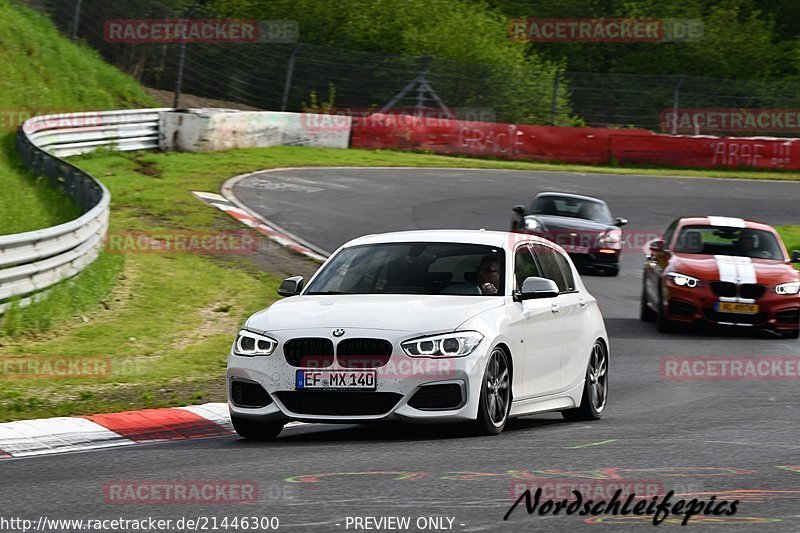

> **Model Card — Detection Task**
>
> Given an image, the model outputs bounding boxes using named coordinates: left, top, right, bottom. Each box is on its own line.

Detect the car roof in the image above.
left=343, top=229, right=554, bottom=250
left=534, top=191, right=606, bottom=204
left=677, top=216, right=777, bottom=233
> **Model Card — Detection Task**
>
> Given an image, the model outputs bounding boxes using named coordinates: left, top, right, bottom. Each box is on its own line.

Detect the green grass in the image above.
left=777, top=226, right=800, bottom=271
left=778, top=226, right=800, bottom=251
left=1, top=144, right=798, bottom=421
left=0, top=1, right=155, bottom=234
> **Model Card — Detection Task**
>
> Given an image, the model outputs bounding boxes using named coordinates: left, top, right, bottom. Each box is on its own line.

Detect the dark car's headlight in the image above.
left=667, top=272, right=701, bottom=288
left=523, top=217, right=541, bottom=231
left=775, top=281, right=800, bottom=295
left=402, top=332, right=483, bottom=357
left=598, top=228, right=622, bottom=249
left=234, top=329, right=277, bottom=356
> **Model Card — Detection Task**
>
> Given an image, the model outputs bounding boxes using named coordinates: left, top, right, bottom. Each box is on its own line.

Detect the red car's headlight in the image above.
left=775, top=281, right=800, bottom=295
left=667, top=272, right=701, bottom=288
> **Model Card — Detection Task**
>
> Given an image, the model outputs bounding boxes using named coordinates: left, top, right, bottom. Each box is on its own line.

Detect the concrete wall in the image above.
left=159, top=109, right=352, bottom=152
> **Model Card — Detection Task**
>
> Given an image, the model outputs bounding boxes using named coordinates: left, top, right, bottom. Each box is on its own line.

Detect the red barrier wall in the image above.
left=351, top=114, right=650, bottom=164
left=351, top=113, right=799, bottom=171
left=610, top=133, right=798, bottom=170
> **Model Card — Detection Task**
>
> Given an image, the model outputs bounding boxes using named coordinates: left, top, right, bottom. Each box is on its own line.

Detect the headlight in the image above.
left=599, top=228, right=622, bottom=246
left=234, top=330, right=277, bottom=356
left=401, top=332, right=483, bottom=357
left=523, top=217, right=540, bottom=231
left=667, top=272, right=701, bottom=288
left=775, top=281, right=800, bottom=295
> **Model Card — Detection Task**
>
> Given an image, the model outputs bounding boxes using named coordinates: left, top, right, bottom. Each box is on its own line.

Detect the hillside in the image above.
left=0, top=1, right=155, bottom=235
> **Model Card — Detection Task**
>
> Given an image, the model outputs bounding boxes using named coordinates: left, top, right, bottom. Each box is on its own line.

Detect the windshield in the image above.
left=305, top=242, right=505, bottom=296
left=530, top=196, right=613, bottom=224
left=673, top=225, right=784, bottom=260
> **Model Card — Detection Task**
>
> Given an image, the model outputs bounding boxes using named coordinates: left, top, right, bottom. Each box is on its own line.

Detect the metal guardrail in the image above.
left=0, top=108, right=169, bottom=314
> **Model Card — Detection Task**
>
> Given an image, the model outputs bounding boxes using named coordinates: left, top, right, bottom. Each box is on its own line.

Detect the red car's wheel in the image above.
left=640, top=273, right=656, bottom=322
left=656, top=282, right=674, bottom=333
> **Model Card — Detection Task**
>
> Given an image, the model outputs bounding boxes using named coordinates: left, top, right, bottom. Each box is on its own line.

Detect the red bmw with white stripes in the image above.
left=640, top=216, right=800, bottom=338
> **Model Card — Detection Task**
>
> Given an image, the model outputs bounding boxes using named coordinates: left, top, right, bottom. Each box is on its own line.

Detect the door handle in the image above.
left=579, top=298, right=587, bottom=308
left=550, top=303, right=561, bottom=314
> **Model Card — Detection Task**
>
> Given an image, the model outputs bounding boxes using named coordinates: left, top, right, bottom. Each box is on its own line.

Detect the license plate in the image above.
left=295, top=370, right=376, bottom=390
left=716, top=302, right=759, bottom=314
left=562, top=244, right=590, bottom=254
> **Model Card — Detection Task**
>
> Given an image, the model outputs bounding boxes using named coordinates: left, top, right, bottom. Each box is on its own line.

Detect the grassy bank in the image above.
left=0, top=2, right=154, bottom=235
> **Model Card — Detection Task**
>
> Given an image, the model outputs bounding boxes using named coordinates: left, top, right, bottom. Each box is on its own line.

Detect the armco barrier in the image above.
left=351, top=113, right=799, bottom=170
left=0, top=109, right=168, bottom=314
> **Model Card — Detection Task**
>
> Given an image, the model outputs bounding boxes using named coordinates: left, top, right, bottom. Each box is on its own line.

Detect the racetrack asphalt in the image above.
left=1, top=168, right=798, bottom=532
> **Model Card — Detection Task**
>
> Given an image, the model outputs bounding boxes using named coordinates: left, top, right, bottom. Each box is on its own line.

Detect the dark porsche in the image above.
left=511, top=192, right=627, bottom=276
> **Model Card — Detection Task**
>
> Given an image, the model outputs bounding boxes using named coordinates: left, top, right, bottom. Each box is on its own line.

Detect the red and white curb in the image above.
left=193, top=191, right=328, bottom=262
left=0, top=403, right=302, bottom=458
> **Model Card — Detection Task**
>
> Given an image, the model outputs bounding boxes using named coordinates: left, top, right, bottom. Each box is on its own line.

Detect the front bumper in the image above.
left=226, top=328, right=492, bottom=424
left=663, top=283, right=800, bottom=332
left=568, top=251, right=621, bottom=271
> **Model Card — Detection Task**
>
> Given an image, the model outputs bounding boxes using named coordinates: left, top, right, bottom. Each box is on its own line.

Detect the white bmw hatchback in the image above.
left=227, top=230, right=609, bottom=439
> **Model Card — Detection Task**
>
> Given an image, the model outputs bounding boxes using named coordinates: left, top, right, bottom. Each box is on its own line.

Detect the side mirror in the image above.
left=278, top=276, right=304, bottom=297
left=791, top=250, right=800, bottom=263
left=515, top=276, right=559, bottom=301
left=648, top=239, right=665, bottom=253
left=512, top=205, right=526, bottom=215
left=614, top=217, right=628, bottom=227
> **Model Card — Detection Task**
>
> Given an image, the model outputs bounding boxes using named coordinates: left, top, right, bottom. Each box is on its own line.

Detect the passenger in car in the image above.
left=477, top=255, right=501, bottom=295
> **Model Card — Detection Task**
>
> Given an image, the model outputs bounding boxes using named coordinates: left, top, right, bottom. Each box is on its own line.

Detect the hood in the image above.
left=671, top=253, right=799, bottom=284
left=530, top=214, right=611, bottom=234
left=245, top=294, right=505, bottom=333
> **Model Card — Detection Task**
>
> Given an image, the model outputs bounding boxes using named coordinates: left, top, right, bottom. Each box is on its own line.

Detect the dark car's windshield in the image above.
left=673, top=225, right=784, bottom=260
left=305, top=242, right=505, bottom=296
left=530, top=195, right=613, bottom=224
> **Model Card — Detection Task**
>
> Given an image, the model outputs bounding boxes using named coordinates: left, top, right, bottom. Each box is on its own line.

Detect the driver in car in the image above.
left=476, top=255, right=500, bottom=295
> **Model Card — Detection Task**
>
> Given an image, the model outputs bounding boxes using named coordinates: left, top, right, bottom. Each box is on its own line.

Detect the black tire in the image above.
left=562, top=340, right=608, bottom=422
left=472, top=347, right=511, bottom=436
left=640, top=275, right=656, bottom=322
left=231, top=416, right=284, bottom=441
left=784, top=329, right=800, bottom=340
left=656, top=282, right=674, bottom=333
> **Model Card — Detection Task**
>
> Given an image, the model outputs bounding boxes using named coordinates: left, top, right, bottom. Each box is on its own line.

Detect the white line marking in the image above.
left=192, top=191, right=227, bottom=202
left=0, top=417, right=135, bottom=457
left=708, top=216, right=746, bottom=228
